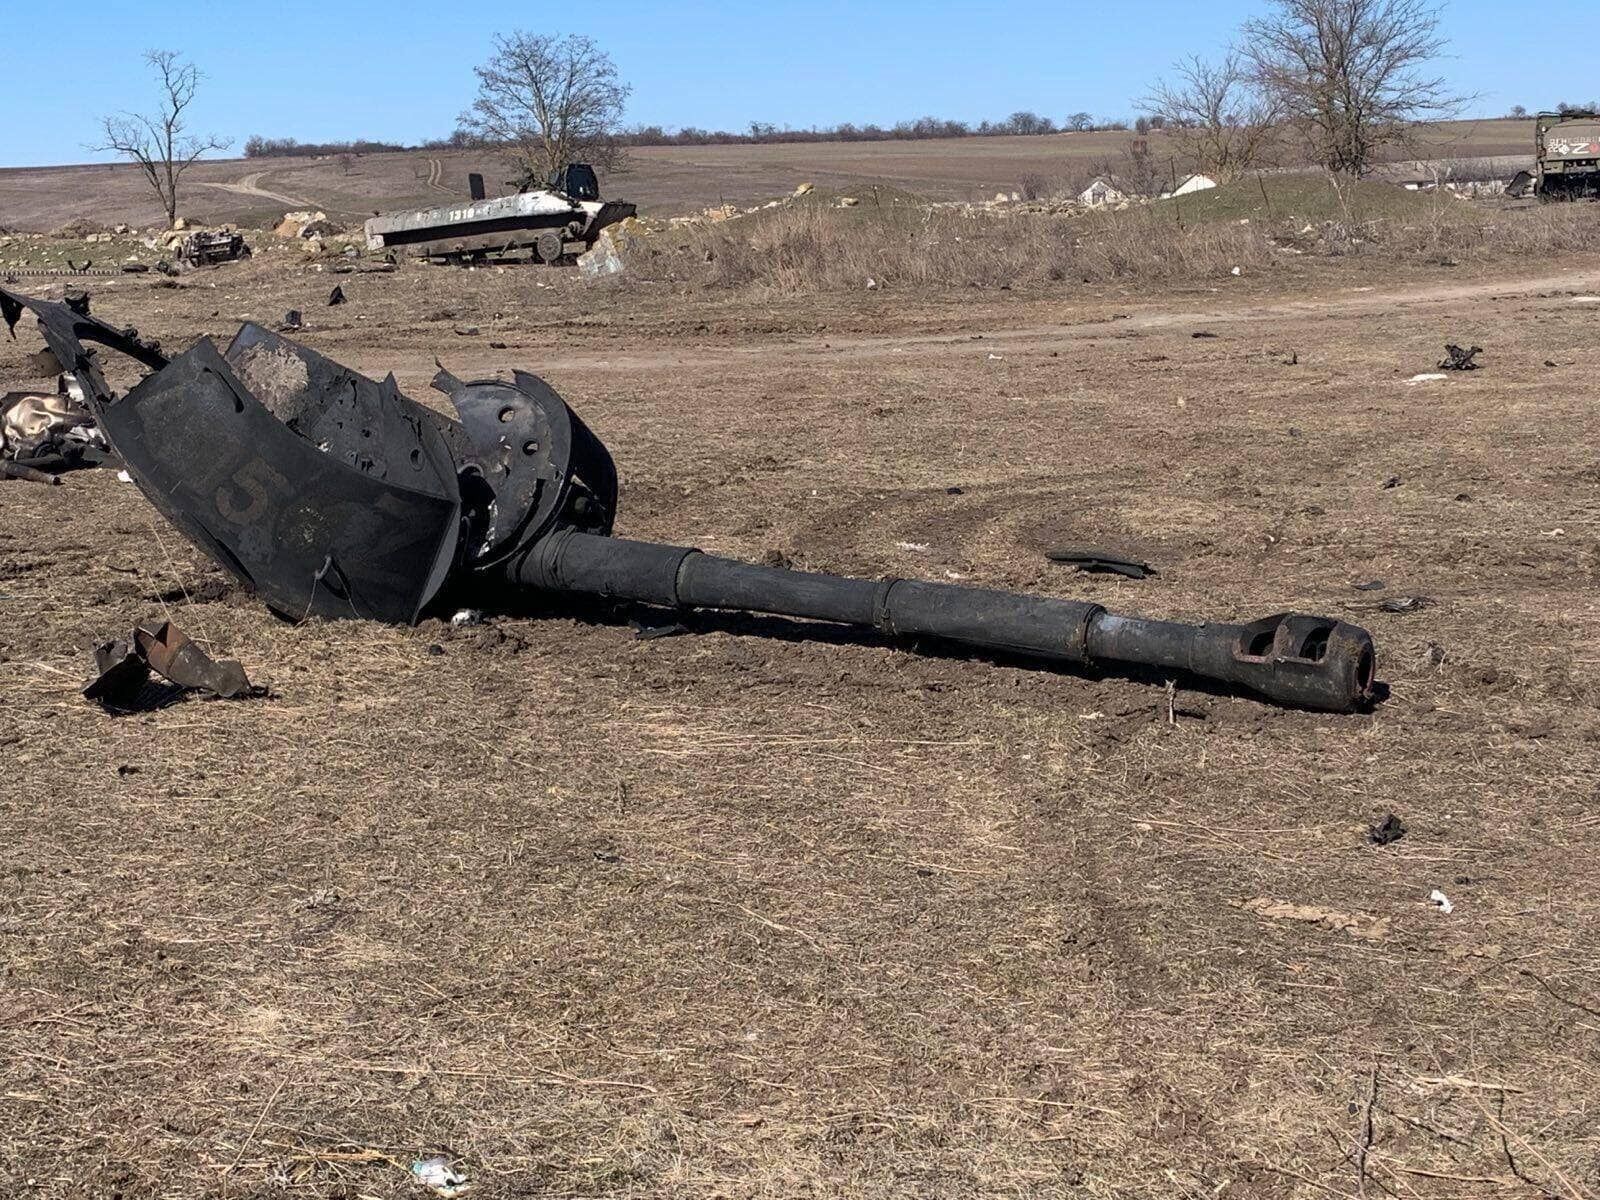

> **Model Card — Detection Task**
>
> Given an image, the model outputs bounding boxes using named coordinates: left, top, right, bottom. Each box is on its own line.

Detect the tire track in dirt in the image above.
left=525, top=267, right=1600, bottom=373
left=193, top=170, right=307, bottom=208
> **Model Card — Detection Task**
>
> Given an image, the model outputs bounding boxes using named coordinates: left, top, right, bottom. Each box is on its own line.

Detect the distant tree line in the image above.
left=244, top=131, right=480, bottom=158
left=624, top=111, right=1131, bottom=145
left=1503, top=103, right=1598, bottom=120
left=243, top=110, right=1138, bottom=160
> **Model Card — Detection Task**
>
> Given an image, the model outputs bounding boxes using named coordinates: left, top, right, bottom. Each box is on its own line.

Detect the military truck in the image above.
left=1509, top=111, right=1600, bottom=200
left=364, top=163, right=636, bottom=264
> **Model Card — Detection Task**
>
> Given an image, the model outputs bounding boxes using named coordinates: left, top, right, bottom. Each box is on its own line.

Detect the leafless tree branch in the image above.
left=1142, top=52, right=1281, bottom=180
left=93, top=50, right=231, bottom=226
left=457, top=32, right=631, bottom=187
left=1241, top=0, right=1467, bottom=175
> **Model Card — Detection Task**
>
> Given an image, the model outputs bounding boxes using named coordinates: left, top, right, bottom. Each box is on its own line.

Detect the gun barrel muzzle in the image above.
left=505, top=531, right=1376, bottom=712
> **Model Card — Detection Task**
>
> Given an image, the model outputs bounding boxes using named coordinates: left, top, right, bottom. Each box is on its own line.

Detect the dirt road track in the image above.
left=426, top=157, right=453, bottom=193
left=517, top=267, right=1600, bottom=373
left=192, top=170, right=307, bottom=208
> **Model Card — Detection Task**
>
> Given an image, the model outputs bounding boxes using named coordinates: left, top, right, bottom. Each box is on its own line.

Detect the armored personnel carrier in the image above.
left=364, top=163, right=636, bottom=264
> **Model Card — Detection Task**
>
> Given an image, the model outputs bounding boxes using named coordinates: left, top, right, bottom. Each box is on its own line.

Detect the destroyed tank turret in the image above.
left=0, top=287, right=1378, bottom=712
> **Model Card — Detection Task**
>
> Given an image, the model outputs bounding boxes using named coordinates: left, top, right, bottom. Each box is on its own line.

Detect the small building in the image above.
left=1165, top=173, right=1218, bottom=198
left=1078, top=176, right=1127, bottom=206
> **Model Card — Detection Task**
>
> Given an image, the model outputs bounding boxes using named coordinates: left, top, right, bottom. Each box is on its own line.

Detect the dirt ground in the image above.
left=0, top=118, right=1534, bottom=232
left=3, top=248, right=1600, bottom=1199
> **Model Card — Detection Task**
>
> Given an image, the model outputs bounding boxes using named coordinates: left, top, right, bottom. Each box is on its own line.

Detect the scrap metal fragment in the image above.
left=134, top=621, right=254, bottom=698
left=83, top=637, right=152, bottom=707
left=84, top=619, right=259, bottom=708
left=1046, top=546, right=1157, bottom=579
left=1, top=376, right=109, bottom=479
left=0, top=460, right=61, bottom=485
left=1439, top=344, right=1482, bottom=371
left=177, top=231, right=251, bottom=268
left=1368, top=813, right=1407, bottom=845
left=1378, top=596, right=1432, bottom=613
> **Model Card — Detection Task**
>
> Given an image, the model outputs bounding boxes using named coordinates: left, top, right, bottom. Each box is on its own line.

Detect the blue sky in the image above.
left=1, top=0, right=1591, bottom=168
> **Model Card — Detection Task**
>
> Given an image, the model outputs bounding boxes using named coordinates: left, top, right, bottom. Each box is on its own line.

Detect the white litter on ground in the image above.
left=895, top=541, right=930, bottom=553
left=412, top=1156, right=471, bottom=1197
left=116, top=470, right=133, bottom=483
left=1407, top=373, right=1448, bottom=384
left=1429, top=889, right=1454, bottom=915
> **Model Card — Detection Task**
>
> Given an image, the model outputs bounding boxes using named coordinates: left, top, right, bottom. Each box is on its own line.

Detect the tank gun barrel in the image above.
left=505, top=530, right=1376, bottom=712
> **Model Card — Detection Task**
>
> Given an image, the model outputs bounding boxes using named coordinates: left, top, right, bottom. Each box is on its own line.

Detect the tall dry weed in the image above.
left=625, top=198, right=1595, bottom=295
left=645, top=204, right=1274, bottom=293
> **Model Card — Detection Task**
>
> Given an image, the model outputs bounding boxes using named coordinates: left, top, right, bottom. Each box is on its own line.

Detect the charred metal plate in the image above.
left=224, top=324, right=471, bottom=472
left=442, top=368, right=619, bottom=563
left=448, top=375, right=569, bottom=561
left=539, top=370, right=618, bottom=536
left=103, top=338, right=461, bottom=623
left=1, top=285, right=168, bottom=411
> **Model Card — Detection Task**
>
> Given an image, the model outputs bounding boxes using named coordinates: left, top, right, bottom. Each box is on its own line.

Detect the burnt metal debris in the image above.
left=2, top=373, right=110, bottom=482
left=1438, top=344, right=1482, bottom=371
left=1368, top=813, right=1407, bottom=845
left=1, top=287, right=112, bottom=482
left=2, top=286, right=1379, bottom=712
left=1378, top=596, right=1432, bottom=614
left=1046, top=547, right=1157, bottom=580
left=176, top=230, right=251, bottom=269
left=85, top=619, right=258, bottom=708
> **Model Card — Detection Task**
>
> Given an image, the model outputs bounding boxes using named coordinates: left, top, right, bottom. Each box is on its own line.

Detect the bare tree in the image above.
left=459, top=32, right=630, bottom=185
left=1507, top=104, right=1528, bottom=120
left=1066, top=112, right=1095, bottom=132
left=1242, top=0, right=1463, bottom=176
left=94, top=50, right=231, bottom=227
left=1006, top=111, right=1057, bottom=136
left=336, top=152, right=357, bottom=176
left=1117, top=139, right=1166, bottom=196
left=1142, top=53, right=1279, bottom=179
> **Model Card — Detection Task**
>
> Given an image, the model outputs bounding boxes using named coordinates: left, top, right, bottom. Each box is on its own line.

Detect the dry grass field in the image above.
left=0, top=119, right=1535, bottom=232
left=3, top=171, right=1600, bottom=1199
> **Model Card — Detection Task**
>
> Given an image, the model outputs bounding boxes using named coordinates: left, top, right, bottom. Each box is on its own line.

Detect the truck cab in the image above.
left=1534, top=111, right=1600, bottom=199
